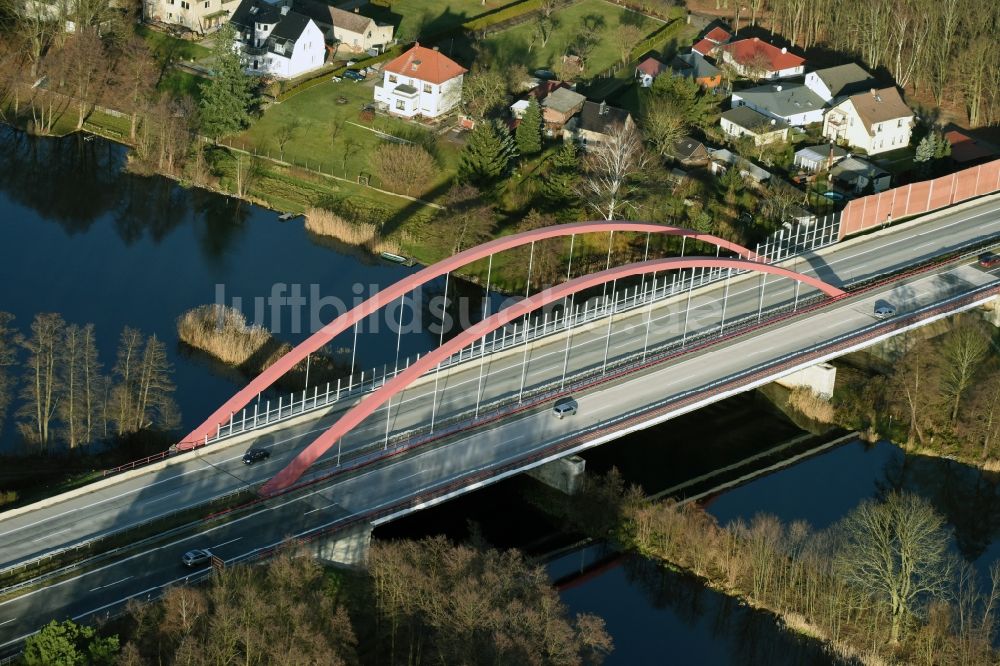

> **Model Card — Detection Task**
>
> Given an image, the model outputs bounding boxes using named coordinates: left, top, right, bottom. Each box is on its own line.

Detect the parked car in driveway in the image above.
left=821, top=191, right=847, bottom=203
left=182, top=548, right=212, bottom=567
left=343, top=69, right=365, bottom=81
left=243, top=448, right=270, bottom=465
left=979, top=252, right=1000, bottom=268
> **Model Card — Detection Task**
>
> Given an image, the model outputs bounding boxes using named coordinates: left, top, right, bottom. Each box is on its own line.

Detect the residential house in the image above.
left=230, top=0, right=326, bottom=78
left=794, top=144, right=848, bottom=172
left=720, top=106, right=789, bottom=146
left=804, top=63, right=878, bottom=103
left=636, top=57, right=668, bottom=88
left=822, top=87, right=913, bottom=155
left=672, top=136, right=710, bottom=166
left=509, top=99, right=531, bottom=119
left=295, top=2, right=393, bottom=53
left=831, top=156, right=891, bottom=193
left=669, top=52, right=722, bottom=89
left=541, top=86, right=587, bottom=135
left=719, top=37, right=805, bottom=80
left=731, top=82, right=825, bottom=126
left=692, top=25, right=731, bottom=57
left=573, top=101, right=634, bottom=149
left=708, top=147, right=771, bottom=183
left=145, top=0, right=239, bottom=33
left=944, top=130, right=996, bottom=166
left=374, top=43, right=467, bottom=119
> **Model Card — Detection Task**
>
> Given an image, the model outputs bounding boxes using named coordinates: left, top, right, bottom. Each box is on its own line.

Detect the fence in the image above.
left=839, top=159, right=1000, bottom=239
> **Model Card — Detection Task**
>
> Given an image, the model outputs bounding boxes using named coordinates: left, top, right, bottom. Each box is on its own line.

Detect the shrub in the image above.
left=369, top=143, right=435, bottom=197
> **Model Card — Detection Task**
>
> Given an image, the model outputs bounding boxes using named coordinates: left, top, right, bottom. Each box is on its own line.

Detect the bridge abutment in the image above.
left=308, top=522, right=373, bottom=568
left=526, top=455, right=586, bottom=495
left=774, top=363, right=837, bottom=400
left=982, top=297, right=1000, bottom=328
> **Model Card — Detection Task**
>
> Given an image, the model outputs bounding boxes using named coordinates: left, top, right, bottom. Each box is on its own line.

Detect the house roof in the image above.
left=672, top=136, right=707, bottom=160
left=527, top=79, right=568, bottom=101
left=692, top=38, right=717, bottom=56
left=733, top=83, right=824, bottom=120
left=709, top=147, right=771, bottom=181
left=671, top=52, right=720, bottom=80
left=328, top=6, right=375, bottom=33
left=810, top=63, right=877, bottom=99
left=270, top=11, right=311, bottom=43
left=724, top=37, right=805, bottom=72
left=542, top=86, right=586, bottom=114
left=231, top=1, right=313, bottom=50
left=578, top=100, right=631, bottom=135
left=945, top=130, right=996, bottom=163
left=721, top=105, right=789, bottom=133
left=795, top=143, right=848, bottom=164
left=844, top=87, right=911, bottom=129
left=703, top=26, right=731, bottom=43
left=831, top=156, right=889, bottom=180
left=637, top=57, right=667, bottom=77
left=383, top=43, right=467, bottom=85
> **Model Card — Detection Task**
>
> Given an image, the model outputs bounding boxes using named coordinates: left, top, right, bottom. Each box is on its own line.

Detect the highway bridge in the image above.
left=0, top=194, right=998, bottom=654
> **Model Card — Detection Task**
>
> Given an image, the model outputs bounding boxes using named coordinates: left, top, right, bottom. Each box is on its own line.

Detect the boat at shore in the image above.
left=380, top=251, right=411, bottom=265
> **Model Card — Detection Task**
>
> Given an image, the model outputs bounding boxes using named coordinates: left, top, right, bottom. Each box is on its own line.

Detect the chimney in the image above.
left=354, top=7, right=359, bottom=12
left=280, top=5, right=289, bottom=14
left=775, top=85, right=782, bottom=91
left=433, top=45, right=439, bottom=51
left=781, top=47, right=787, bottom=54
left=599, top=100, right=607, bottom=116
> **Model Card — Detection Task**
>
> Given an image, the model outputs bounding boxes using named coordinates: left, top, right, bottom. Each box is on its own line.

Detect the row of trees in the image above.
left=92, top=538, right=611, bottom=665
left=835, top=315, right=1000, bottom=463
left=757, top=0, right=999, bottom=126
left=0, top=312, right=178, bottom=450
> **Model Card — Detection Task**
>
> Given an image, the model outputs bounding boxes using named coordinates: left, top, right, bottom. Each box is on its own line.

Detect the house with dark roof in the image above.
left=294, top=2, right=393, bottom=52
left=672, top=136, right=709, bottom=166
left=720, top=106, right=789, bottom=146
left=731, top=82, right=825, bottom=126
left=573, top=101, right=634, bottom=149
left=374, top=43, right=467, bottom=118
left=831, top=156, right=891, bottom=193
left=822, top=87, right=913, bottom=155
left=669, top=52, right=721, bottom=89
left=635, top=57, right=668, bottom=88
left=230, top=0, right=326, bottom=78
left=804, top=63, right=878, bottom=103
left=719, top=37, right=805, bottom=79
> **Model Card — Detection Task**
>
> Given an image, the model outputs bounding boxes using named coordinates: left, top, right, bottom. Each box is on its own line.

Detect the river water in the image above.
left=6, top=129, right=999, bottom=664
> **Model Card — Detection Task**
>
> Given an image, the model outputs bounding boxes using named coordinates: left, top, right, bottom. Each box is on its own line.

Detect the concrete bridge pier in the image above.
left=775, top=363, right=837, bottom=400
left=527, top=455, right=586, bottom=495
left=308, top=521, right=373, bottom=568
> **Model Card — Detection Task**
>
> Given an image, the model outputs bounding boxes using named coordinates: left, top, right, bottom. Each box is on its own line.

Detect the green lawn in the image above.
left=137, top=25, right=211, bottom=63
left=468, top=0, right=664, bottom=75
left=232, top=78, right=461, bottom=205
left=367, top=0, right=517, bottom=41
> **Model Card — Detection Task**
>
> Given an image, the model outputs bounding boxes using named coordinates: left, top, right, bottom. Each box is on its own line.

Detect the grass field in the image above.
left=137, top=25, right=211, bottom=62
left=233, top=79, right=461, bottom=198
left=367, top=0, right=517, bottom=41
left=466, top=0, right=663, bottom=75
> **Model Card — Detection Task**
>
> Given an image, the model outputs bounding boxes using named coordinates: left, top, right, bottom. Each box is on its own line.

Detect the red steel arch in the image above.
left=180, top=222, right=764, bottom=448
left=259, top=257, right=845, bottom=495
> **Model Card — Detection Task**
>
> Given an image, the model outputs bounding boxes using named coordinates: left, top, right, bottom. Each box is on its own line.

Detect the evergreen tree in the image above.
left=515, top=98, right=543, bottom=156
left=458, top=120, right=517, bottom=187
left=542, top=143, right=580, bottom=207
left=198, top=24, right=257, bottom=138
left=915, top=130, right=950, bottom=178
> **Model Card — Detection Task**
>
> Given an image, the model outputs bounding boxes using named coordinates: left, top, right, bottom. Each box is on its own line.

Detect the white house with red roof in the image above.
left=373, top=43, right=467, bottom=119
left=691, top=25, right=731, bottom=57
left=635, top=56, right=667, bottom=87
left=719, top=37, right=804, bottom=79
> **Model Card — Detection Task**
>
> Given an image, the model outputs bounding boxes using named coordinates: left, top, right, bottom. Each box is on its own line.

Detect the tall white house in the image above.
left=374, top=44, right=467, bottom=119
left=823, top=87, right=913, bottom=155
left=230, top=0, right=326, bottom=79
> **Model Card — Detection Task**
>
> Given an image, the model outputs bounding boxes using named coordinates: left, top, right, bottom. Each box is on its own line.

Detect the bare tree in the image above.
left=576, top=122, right=648, bottom=220
left=59, top=29, right=109, bottom=130
left=0, top=312, right=17, bottom=434
left=117, top=35, right=157, bottom=140
left=18, top=313, right=64, bottom=448
left=274, top=118, right=301, bottom=160
left=112, top=326, right=143, bottom=436
left=462, top=68, right=507, bottom=120
left=58, top=324, right=85, bottom=448
left=940, top=322, right=988, bottom=422
left=614, top=24, right=645, bottom=66
left=369, top=142, right=435, bottom=196
left=642, top=107, right=686, bottom=159
left=133, top=334, right=176, bottom=432
left=80, top=323, right=101, bottom=444
left=835, top=492, right=953, bottom=644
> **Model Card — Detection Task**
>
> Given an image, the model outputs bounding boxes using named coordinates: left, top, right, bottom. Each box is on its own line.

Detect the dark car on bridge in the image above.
left=979, top=252, right=1000, bottom=268
left=242, top=448, right=270, bottom=465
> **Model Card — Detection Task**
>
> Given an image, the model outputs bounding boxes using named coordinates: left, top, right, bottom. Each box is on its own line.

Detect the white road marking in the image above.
left=88, top=576, right=131, bottom=592
left=0, top=618, right=15, bottom=626
left=213, top=538, right=242, bottom=549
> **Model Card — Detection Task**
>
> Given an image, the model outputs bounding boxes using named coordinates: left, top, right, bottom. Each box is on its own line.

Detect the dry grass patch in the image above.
left=177, top=304, right=287, bottom=368
left=787, top=387, right=836, bottom=423
left=304, top=207, right=400, bottom=255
